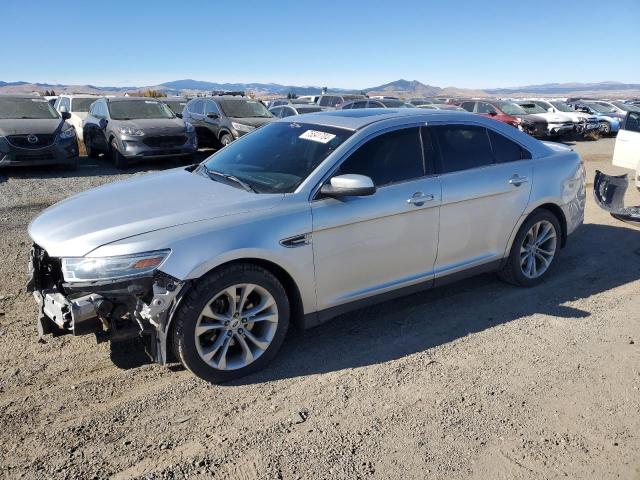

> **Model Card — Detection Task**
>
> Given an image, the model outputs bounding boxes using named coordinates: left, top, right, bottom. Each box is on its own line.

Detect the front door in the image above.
left=311, top=127, right=441, bottom=311
left=613, top=112, right=640, bottom=171
left=431, top=124, right=533, bottom=277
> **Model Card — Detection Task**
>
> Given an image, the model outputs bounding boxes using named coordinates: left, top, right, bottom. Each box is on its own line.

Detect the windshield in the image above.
left=380, top=99, right=409, bottom=108
left=495, top=101, right=527, bottom=115
left=108, top=100, right=174, bottom=120
left=594, top=102, right=618, bottom=112
left=0, top=97, right=59, bottom=119
left=203, top=122, right=352, bottom=193
left=584, top=102, right=615, bottom=114
left=517, top=103, right=547, bottom=114
left=164, top=101, right=187, bottom=115
left=71, top=98, right=96, bottom=112
left=550, top=101, right=574, bottom=113
left=218, top=99, right=273, bottom=118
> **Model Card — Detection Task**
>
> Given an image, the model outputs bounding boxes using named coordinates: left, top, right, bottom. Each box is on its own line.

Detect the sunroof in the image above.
left=327, top=109, right=396, bottom=118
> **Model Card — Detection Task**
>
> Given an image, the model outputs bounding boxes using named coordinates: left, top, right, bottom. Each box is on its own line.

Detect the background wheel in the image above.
left=219, top=133, right=233, bottom=147
left=171, top=263, right=290, bottom=383
left=85, top=136, right=100, bottom=158
left=599, top=121, right=611, bottom=135
left=110, top=139, right=128, bottom=169
left=498, top=210, right=561, bottom=287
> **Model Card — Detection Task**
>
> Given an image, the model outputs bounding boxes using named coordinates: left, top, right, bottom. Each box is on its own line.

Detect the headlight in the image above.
left=185, top=122, right=195, bottom=133
left=58, top=126, right=76, bottom=140
left=117, top=126, right=144, bottom=136
left=231, top=122, right=255, bottom=133
left=61, top=250, right=170, bottom=282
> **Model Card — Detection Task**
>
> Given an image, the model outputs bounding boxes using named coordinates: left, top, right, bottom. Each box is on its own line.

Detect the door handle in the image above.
left=407, top=192, right=435, bottom=206
left=508, top=175, right=528, bottom=187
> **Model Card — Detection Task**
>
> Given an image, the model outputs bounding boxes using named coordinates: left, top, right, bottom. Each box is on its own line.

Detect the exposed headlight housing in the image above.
left=185, top=122, right=195, bottom=133
left=58, top=126, right=76, bottom=140
left=117, top=126, right=144, bottom=136
left=61, top=250, right=170, bottom=282
left=231, top=122, right=255, bottom=133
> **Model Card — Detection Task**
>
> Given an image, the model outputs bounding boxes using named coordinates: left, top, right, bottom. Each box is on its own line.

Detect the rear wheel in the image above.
left=499, top=210, right=561, bottom=287
left=110, top=139, right=128, bottom=169
left=171, top=263, right=290, bottom=383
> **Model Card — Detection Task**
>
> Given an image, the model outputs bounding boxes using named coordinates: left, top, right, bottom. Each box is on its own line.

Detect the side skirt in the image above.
left=301, top=259, right=503, bottom=329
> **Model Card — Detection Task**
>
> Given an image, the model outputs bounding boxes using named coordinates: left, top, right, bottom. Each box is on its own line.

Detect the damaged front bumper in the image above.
left=593, top=170, right=640, bottom=226
left=27, top=245, right=187, bottom=364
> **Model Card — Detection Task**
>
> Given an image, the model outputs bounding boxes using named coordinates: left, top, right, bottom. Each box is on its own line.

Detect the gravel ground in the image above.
left=0, top=138, right=639, bottom=480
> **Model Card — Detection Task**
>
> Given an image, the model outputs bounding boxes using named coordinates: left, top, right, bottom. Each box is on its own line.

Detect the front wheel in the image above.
left=110, top=139, right=128, bottom=169
left=171, top=263, right=290, bottom=383
left=599, top=121, right=611, bottom=135
left=499, top=210, right=561, bottom=287
left=219, top=133, right=233, bottom=147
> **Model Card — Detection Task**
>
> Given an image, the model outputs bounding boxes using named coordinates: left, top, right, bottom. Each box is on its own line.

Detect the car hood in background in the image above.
left=29, top=167, right=284, bottom=257
left=515, top=114, right=547, bottom=125
left=115, top=117, right=188, bottom=135
left=530, top=112, right=573, bottom=123
left=229, top=116, right=275, bottom=128
left=0, top=118, right=64, bottom=136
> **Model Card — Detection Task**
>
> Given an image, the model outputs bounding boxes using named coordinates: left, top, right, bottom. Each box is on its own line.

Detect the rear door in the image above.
left=431, top=124, right=533, bottom=279
left=204, top=100, right=222, bottom=139
left=613, top=112, right=640, bottom=170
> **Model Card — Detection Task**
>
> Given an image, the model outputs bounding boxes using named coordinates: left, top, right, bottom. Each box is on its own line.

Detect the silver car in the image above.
left=27, top=109, right=585, bottom=383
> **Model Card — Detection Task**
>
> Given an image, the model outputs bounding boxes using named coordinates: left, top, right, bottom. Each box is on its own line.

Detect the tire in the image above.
left=110, top=139, right=128, bottom=169
left=498, top=209, right=561, bottom=287
left=171, top=263, right=290, bottom=383
left=219, top=133, right=233, bottom=147
left=85, top=135, right=100, bottom=159
left=64, top=156, right=79, bottom=171
left=599, top=121, right=611, bottom=135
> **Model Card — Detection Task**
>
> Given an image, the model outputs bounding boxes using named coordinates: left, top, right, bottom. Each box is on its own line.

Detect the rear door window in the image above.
left=487, top=130, right=531, bottom=163
left=432, top=125, right=494, bottom=173
left=461, top=101, right=476, bottom=112
left=337, top=128, right=425, bottom=186
left=204, top=101, right=220, bottom=116
left=477, top=102, right=497, bottom=114
left=189, top=99, right=204, bottom=115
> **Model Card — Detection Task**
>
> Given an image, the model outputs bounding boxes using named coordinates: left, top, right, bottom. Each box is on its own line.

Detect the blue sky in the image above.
left=1, top=0, right=638, bottom=89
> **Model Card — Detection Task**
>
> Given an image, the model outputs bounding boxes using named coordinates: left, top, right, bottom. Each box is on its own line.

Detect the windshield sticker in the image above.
left=31, top=99, right=47, bottom=102
left=299, top=130, right=336, bottom=144
left=144, top=100, right=158, bottom=104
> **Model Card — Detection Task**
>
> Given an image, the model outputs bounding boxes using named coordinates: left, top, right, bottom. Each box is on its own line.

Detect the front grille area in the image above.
left=7, top=134, right=55, bottom=149
left=142, top=135, right=187, bottom=148
left=15, top=153, right=54, bottom=162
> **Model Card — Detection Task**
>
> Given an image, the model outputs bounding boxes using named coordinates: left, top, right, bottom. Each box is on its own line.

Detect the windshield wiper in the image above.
left=203, top=167, right=258, bottom=193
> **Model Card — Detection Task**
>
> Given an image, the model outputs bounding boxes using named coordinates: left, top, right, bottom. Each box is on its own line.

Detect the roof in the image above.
left=106, top=96, right=159, bottom=102
left=279, top=108, right=473, bottom=130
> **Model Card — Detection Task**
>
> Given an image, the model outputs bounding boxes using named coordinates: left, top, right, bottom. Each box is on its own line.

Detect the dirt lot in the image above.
left=0, top=138, right=639, bottom=479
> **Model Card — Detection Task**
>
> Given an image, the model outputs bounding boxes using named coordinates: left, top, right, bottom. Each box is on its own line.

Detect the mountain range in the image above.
left=0, top=79, right=638, bottom=98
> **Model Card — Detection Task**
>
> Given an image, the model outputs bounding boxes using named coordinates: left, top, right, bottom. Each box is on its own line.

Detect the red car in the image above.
left=460, top=100, right=548, bottom=137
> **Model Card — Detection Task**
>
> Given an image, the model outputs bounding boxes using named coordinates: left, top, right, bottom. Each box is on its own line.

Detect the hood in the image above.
left=516, top=114, right=547, bottom=125
left=229, top=117, right=275, bottom=128
left=529, top=112, right=572, bottom=123
left=115, top=117, right=188, bottom=135
left=0, top=118, right=64, bottom=136
left=29, top=167, right=284, bottom=257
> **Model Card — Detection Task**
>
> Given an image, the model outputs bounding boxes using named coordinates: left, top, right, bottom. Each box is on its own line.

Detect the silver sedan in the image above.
left=28, top=109, right=585, bottom=383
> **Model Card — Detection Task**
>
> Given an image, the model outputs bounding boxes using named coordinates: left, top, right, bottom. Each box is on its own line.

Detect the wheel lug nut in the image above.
left=238, top=328, right=244, bottom=334
left=241, top=318, right=247, bottom=323
left=224, top=321, right=229, bottom=326
left=227, top=331, right=233, bottom=337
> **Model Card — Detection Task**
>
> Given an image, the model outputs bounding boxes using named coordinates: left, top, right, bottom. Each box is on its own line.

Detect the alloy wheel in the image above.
left=194, top=284, right=278, bottom=370
left=520, top=220, right=557, bottom=279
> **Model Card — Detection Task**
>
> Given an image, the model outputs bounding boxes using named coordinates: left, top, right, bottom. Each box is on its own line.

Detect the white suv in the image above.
left=54, top=95, right=101, bottom=141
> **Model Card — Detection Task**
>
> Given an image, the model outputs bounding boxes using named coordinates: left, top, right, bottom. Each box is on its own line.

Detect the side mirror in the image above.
left=176, top=113, right=183, bottom=119
left=488, top=111, right=498, bottom=116
left=98, top=118, right=108, bottom=129
left=206, top=113, right=219, bottom=119
left=320, top=174, right=376, bottom=198
left=61, top=111, right=71, bottom=120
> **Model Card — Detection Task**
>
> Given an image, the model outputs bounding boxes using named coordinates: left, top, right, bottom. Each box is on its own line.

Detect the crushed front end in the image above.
left=27, top=245, right=186, bottom=364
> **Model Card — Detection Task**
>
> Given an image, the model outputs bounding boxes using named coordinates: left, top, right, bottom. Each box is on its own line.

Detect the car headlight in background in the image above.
left=231, top=122, right=255, bottom=133
left=117, top=126, right=144, bottom=136
left=58, top=126, right=76, bottom=140
left=185, top=122, right=195, bottom=133
left=61, top=250, right=170, bottom=282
